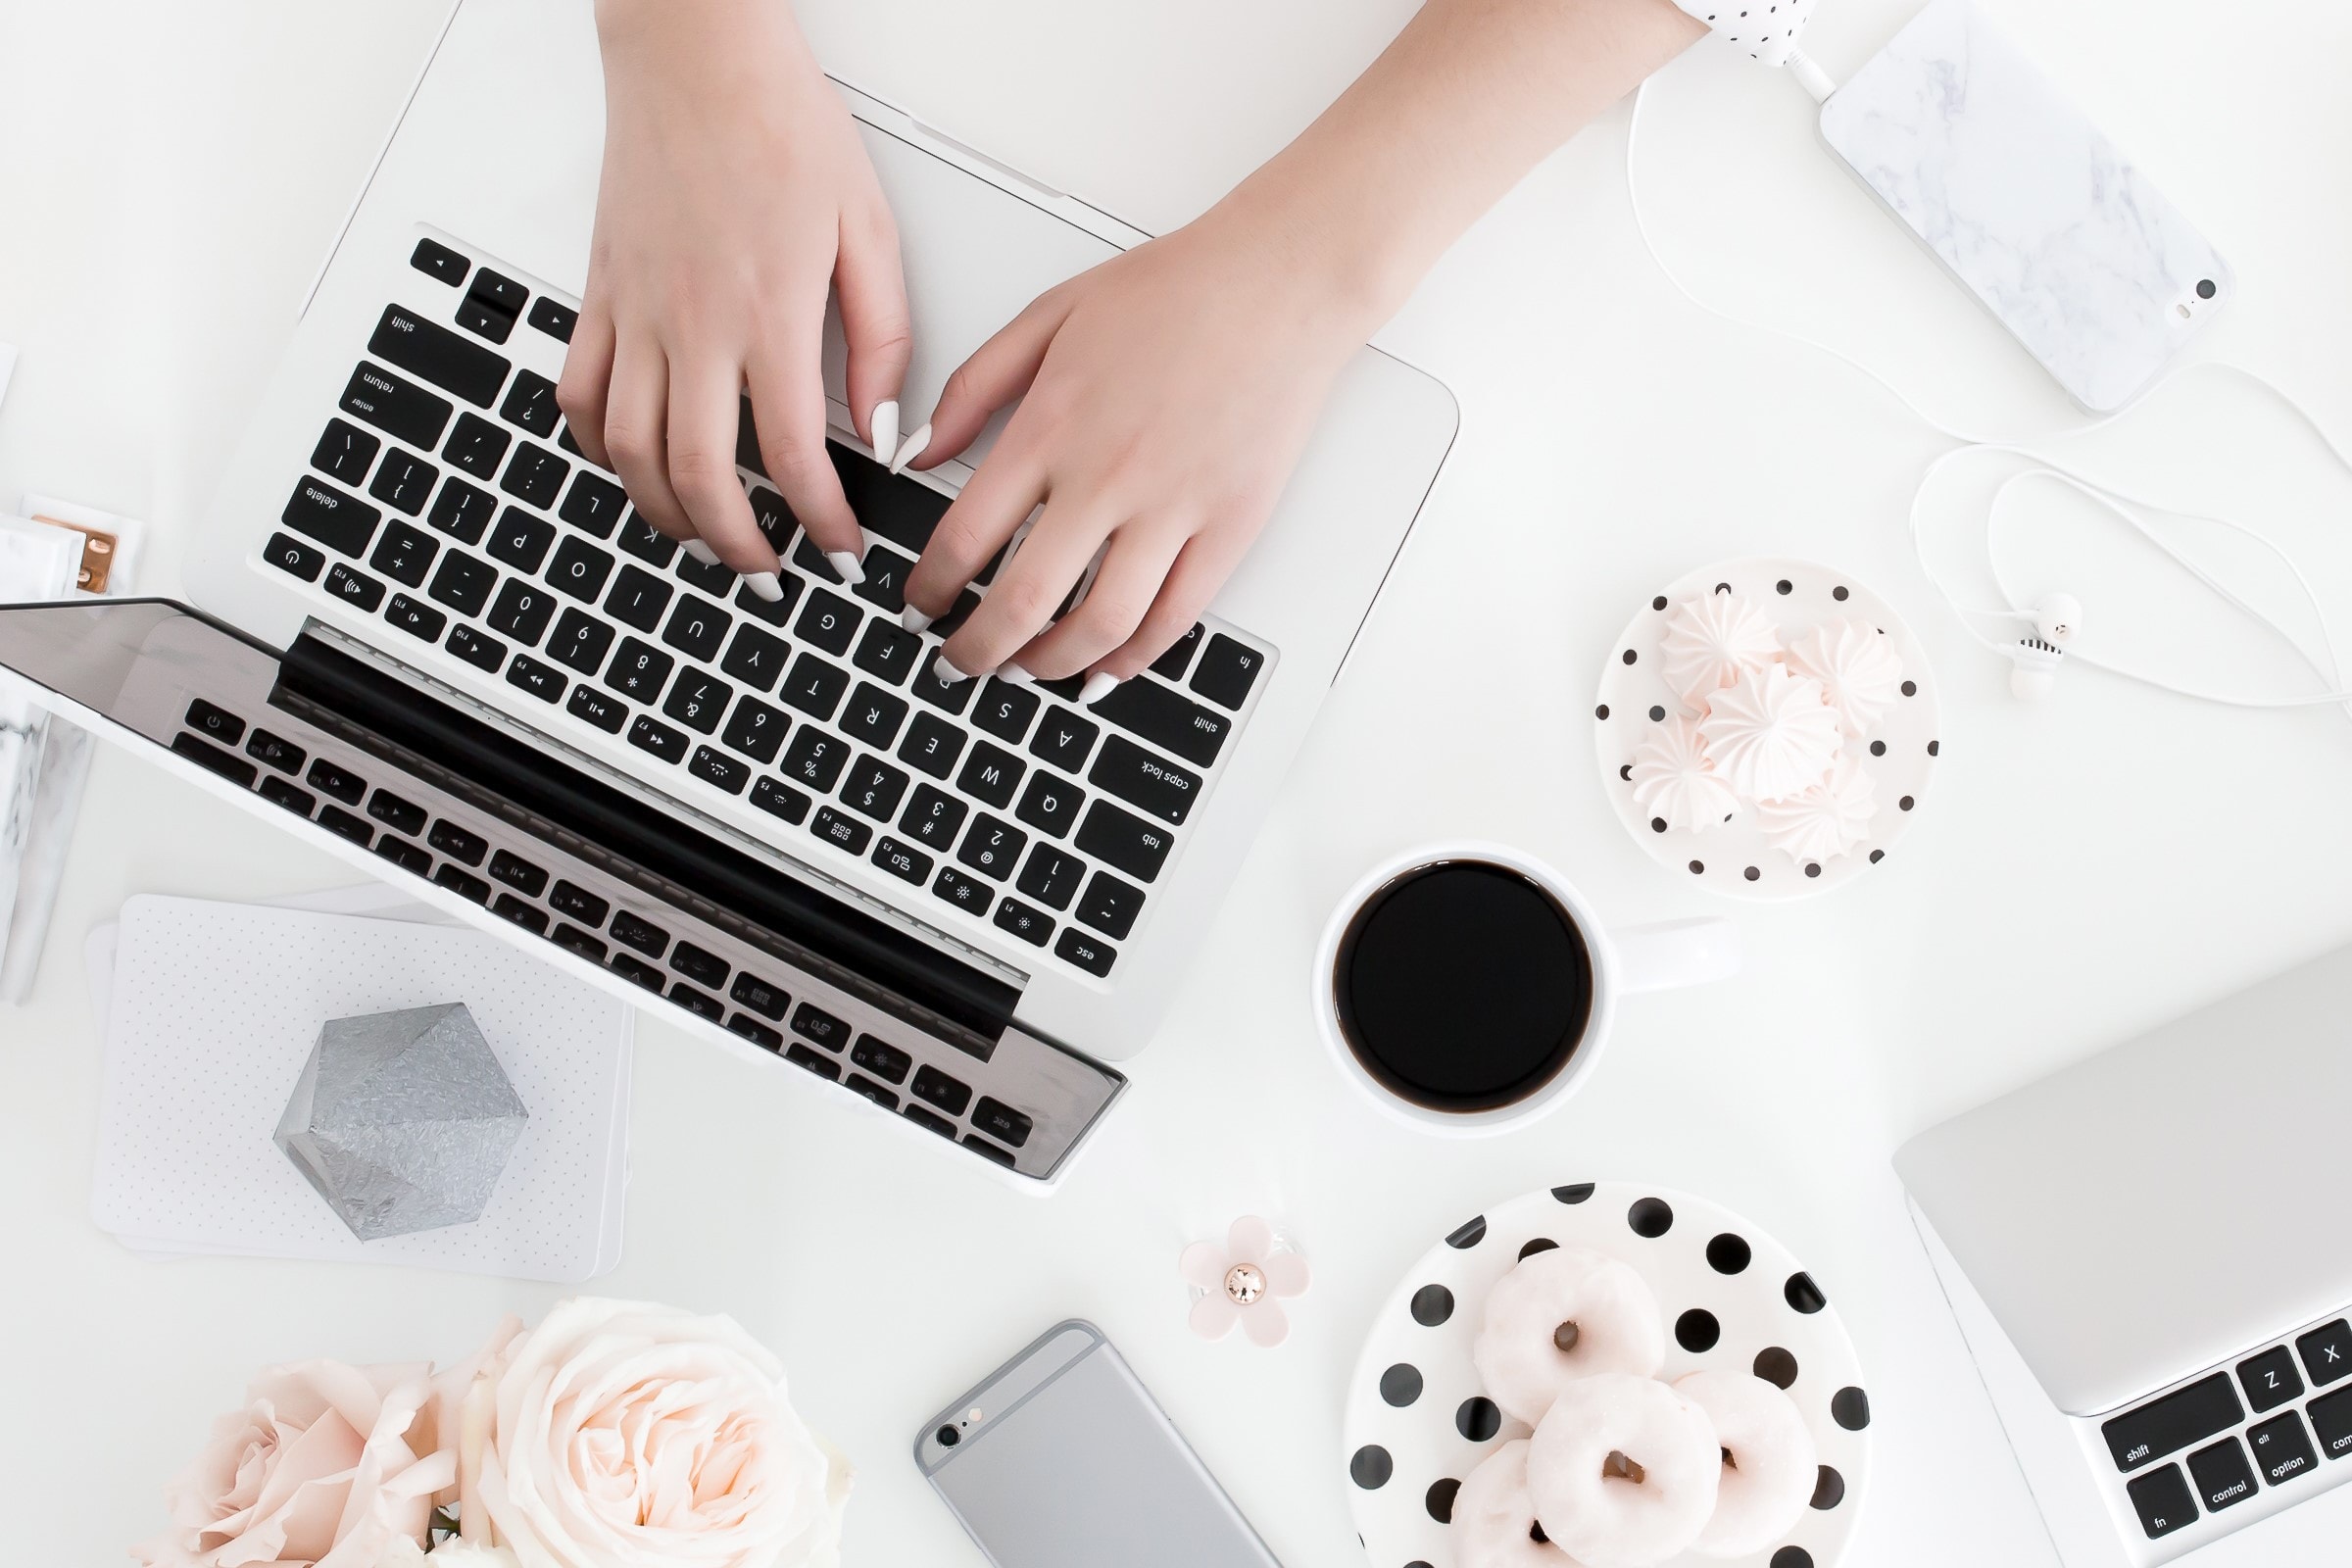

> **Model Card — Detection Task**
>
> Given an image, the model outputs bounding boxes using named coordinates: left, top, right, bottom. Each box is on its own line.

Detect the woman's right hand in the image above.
left=558, top=0, right=909, bottom=598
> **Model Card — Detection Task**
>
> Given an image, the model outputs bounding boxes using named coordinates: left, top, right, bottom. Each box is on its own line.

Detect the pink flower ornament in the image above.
left=1180, top=1216, right=1311, bottom=1348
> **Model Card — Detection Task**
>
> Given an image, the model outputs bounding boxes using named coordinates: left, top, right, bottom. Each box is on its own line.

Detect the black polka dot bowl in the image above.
left=1592, top=558, right=1940, bottom=902
left=1343, top=1181, right=1871, bottom=1568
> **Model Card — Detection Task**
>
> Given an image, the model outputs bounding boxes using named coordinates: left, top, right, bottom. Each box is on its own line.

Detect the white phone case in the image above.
left=1819, top=0, right=2230, bottom=413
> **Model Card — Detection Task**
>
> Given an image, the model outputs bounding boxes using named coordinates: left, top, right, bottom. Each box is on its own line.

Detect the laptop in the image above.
left=0, top=0, right=1456, bottom=1186
left=1897, top=943, right=2352, bottom=1563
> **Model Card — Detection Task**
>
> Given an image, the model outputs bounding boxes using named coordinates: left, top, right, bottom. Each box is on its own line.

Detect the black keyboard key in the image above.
left=661, top=595, right=732, bottom=662
left=2299, top=1321, right=2352, bottom=1387
left=554, top=924, right=609, bottom=961
left=675, top=552, right=736, bottom=599
left=1015, top=843, right=1085, bottom=910
left=752, top=775, right=811, bottom=824
left=370, top=304, right=508, bottom=407
left=910, top=1063, right=972, bottom=1118
left=846, top=1073, right=899, bottom=1110
left=325, top=563, right=386, bottom=612
left=442, top=412, right=513, bottom=480
left=306, top=758, right=367, bottom=805
left=720, top=696, right=789, bottom=764
left=782, top=726, right=851, bottom=791
left=2238, top=1348, right=2305, bottom=1414
left=486, top=849, right=547, bottom=897
left=1077, top=870, right=1145, bottom=939
left=528, top=297, right=577, bottom=342
left=899, top=784, right=968, bottom=850
left=786, top=1043, right=841, bottom=1080
left=629, top=713, right=689, bottom=763
left=317, top=805, right=374, bottom=847
left=662, top=668, right=732, bottom=735
left=1054, top=927, right=1117, bottom=976
left=843, top=624, right=918, bottom=695
left=446, top=624, right=506, bottom=673
left=2125, top=1464, right=2196, bottom=1542
left=932, top=865, right=991, bottom=915
left=466, top=267, right=528, bottom=317
left=665, top=941, right=727, bottom=989
left=2310, top=1385, right=2352, bottom=1460
left=794, top=589, right=861, bottom=656
left=956, top=742, right=1025, bottom=809
left=1013, top=770, right=1084, bottom=840
left=719, top=624, right=790, bottom=694
left=936, top=587, right=985, bottom=638
left=1190, top=632, right=1265, bottom=709
left=689, top=745, right=751, bottom=794
left=616, top=514, right=679, bottom=568
left=426, top=819, right=488, bottom=866
left=993, top=896, right=1052, bottom=947
left=729, top=1013, right=783, bottom=1050
left=366, top=790, right=426, bottom=836
left=311, top=417, right=380, bottom=484
left=735, top=568, right=804, bottom=628
left=185, top=699, right=246, bottom=746
left=897, top=712, right=966, bottom=780
left=1090, top=734, right=1200, bottom=826
left=606, top=637, right=674, bottom=702
left=956, top=814, right=1026, bottom=881
left=1094, top=676, right=1231, bottom=768
left=810, top=805, right=871, bottom=854
left=549, top=880, right=610, bottom=926
left=426, top=549, right=496, bottom=616
left=493, top=895, right=550, bottom=936
left=500, top=369, right=560, bottom=438
left=2186, top=1436, right=2257, bottom=1512
left=340, top=362, right=454, bottom=450
left=611, top=909, right=668, bottom=957
left=486, top=506, right=555, bottom=574
left=546, top=610, right=615, bottom=675
left=850, top=1035, right=912, bottom=1085
left=1027, top=707, right=1100, bottom=774
left=730, top=973, right=790, bottom=1020
left=385, top=594, right=447, bottom=642
left=841, top=683, right=908, bottom=749
left=368, top=518, right=439, bottom=588
left=375, top=836, right=431, bottom=875
left=853, top=545, right=914, bottom=613
left=841, top=756, right=909, bottom=821
left=264, top=531, right=327, bottom=582
left=833, top=448, right=950, bottom=551
left=779, top=653, right=850, bottom=720
left=1075, top=801, right=1173, bottom=884
left=611, top=953, right=663, bottom=991
left=605, top=564, right=676, bottom=632
left=2103, top=1373, right=2244, bottom=1472
left=506, top=653, right=565, bottom=702
left=545, top=534, right=615, bottom=602
left=973, top=679, right=1041, bottom=744
left=245, top=730, right=304, bottom=773
left=910, top=659, right=978, bottom=715
left=905, top=1104, right=956, bottom=1138
left=457, top=294, right=516, bottom=344
left=427, top=476, right=497, bottom=544
left=368, top=449, right=438, bottom=515
left=559, top=471, right=626, bottom=538
left=792, top=1003, right=850, bottom=1051
left=411, top=237, right=468, bottom=286
left=1150, top=622, right=1203, bottom=681
left=2248, top=1409, right=2319, bottom=1487
left=171, top=731, right=258, bottom=788
left=434, top=864, right=492, bottom=903
left=971, top=1097, right=1033, bottom=1149
left=565, top=682, right=626, bottom=732
left=872, top=836, right=933, bottom=884
left=487, top=578, right=558, bottom=645
left=282, top=476, right=380, bottom=557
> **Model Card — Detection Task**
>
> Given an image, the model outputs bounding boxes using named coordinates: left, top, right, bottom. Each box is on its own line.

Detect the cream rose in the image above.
left=466, top=1298, right=849, bottom=1568
left=135, top=1360, right=459, bottom=1568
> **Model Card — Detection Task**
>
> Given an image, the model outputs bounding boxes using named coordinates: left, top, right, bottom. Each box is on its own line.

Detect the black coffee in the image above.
left=1333, top=860, right=1593, bottom=1112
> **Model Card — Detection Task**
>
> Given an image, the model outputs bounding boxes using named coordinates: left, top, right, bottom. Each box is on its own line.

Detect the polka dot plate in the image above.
left=1592, top=558, right=1940, bottom=901
left=1342, top=1181, right=1871, bottom=1568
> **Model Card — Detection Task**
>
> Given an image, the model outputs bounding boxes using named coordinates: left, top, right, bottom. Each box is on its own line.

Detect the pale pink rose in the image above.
left=134, top=1360, right=459, bottom=1568
left=463, top=1298, right=849, bottom=1568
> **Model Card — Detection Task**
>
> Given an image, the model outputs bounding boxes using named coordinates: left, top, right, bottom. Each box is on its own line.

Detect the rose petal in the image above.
left=1177, top=1242, right=1228, bottom=1291
left=1188, top=1294, right=1240, bottom=1341
left=1226, top=1215, right=1274, bottom=1267
left=1260, top=1252, right=1311, bottom=1298
left=1241, top=1298, right=1291, bottom=1348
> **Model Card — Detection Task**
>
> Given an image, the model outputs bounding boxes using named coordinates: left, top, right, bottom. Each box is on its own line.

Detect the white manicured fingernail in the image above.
left=890, top=422, right=932, bottom=475
left=869, top=400, right=899, bottom=464
left=930, top=654, right=968, bottom=686
left=901, top=607, right=934, bottom=634
left=1000, top=663, right=1036, bottom=688
left=1079, top=671, right=1120, bottom=706
left=826, top=550, right=866, bottom=586
left=745, top=571, right=785, bottom=604
left=682, top=539, right=721, bottom=566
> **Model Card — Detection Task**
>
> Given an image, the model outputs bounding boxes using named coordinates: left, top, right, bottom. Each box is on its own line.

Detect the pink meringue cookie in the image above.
left=1783, top=617, right=1904, bottom=738
left=1754, top=751, right=1878, bottom=863
left=1695, top=663, right=1840, bottom=804
left=1629, top=716, right=1740, bottom=831
left=1658, top=593, right=1780, bottom=709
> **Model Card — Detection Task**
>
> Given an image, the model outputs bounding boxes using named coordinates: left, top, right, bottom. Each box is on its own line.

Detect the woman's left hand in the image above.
left=898, top=210, right=1377, bottom=689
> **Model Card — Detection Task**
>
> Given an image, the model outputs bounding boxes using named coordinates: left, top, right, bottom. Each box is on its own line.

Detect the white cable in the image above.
left=1624, top=78, right=2352, bottom=714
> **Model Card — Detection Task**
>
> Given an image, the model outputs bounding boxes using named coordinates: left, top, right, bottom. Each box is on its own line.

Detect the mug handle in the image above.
left=1611, top=917, right=1741, bottom=996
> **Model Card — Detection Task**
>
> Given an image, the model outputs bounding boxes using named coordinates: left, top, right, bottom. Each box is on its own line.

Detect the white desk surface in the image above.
left=5, top=1, right=2350, bottom=1563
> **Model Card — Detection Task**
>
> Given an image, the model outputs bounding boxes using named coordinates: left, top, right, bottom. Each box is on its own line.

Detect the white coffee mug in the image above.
left=1311, top=842, right=1740, bottom=1135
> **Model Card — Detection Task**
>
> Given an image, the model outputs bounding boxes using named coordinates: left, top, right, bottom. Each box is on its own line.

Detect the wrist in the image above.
left=1194, top=178, right=1417, bottom=345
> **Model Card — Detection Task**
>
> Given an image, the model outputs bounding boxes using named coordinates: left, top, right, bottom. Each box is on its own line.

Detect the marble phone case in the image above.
left=1819, top=0, right=2230, bottom=413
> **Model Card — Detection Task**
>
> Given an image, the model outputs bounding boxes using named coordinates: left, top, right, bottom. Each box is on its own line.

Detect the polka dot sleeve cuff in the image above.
left=1669, top=0, right=1818, bottom=66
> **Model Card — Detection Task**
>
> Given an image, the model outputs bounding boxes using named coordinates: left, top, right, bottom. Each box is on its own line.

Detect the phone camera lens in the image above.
left=936, top=1424, right=961, bottom=1448
left=2196, top=278, right=2217, bottom=300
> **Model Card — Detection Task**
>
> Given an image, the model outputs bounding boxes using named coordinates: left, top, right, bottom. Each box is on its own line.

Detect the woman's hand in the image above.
left=558, top=0, right=907, bottom=598
left=899, top=210, right=1377, bottom=693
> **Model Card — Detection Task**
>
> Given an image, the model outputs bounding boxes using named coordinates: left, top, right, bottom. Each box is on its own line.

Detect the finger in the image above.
left=1089, top=525, right=1256, bottom=690
left=746, top=333, right=865, bottom=583
left=938, top=496, right=1115, bottom=679
left=900, top=448, right=1047, bottom=628
left=664, top=357, right=781, bottom=580
left=554, top=295, right=619, bottom=471
left=602, top=334, right=692, bottom=543
left=1008, top=521, right=1188, bottom=681
left=906, top=286, right=1072, bottom=470
left=836, top=193, right=912, bottom=459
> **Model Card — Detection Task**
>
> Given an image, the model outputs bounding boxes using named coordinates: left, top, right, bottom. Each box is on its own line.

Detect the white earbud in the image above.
left=2033, top=593, right=2083, bottom=647
left=2008, top=638, right=2065, bottom=703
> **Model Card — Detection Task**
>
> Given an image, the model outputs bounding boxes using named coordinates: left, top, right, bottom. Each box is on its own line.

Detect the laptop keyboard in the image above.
left=260, top=229, right=1273, bottom=982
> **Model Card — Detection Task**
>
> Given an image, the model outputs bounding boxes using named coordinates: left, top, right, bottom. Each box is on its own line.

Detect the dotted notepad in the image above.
left=91, top=895, right=632, bottom=1281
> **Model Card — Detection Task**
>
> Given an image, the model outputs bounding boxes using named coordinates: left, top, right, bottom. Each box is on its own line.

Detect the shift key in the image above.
left=2101, top=1373, right=2245, bottom=1473
left=1093, top=676, right=1231, bottom=768
left=368, top=304, right=510, bottom=407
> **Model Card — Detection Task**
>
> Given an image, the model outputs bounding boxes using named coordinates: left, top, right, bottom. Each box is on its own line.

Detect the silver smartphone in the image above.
left=1819, top=0, right=2231, bottom=413
left=915, top=1321, right=1282, bottom=1567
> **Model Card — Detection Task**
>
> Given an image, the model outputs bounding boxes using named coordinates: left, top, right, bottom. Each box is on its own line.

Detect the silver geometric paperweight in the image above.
left=272, top=1003, right=529, bottom=1242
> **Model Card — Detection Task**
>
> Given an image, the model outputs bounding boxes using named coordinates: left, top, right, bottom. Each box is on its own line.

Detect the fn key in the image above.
left=2126, top=1464, right=2197, bottom=1540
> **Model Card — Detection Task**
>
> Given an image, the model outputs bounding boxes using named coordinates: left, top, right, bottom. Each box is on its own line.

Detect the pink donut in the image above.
left=1472, top=1248, right=1667, bottom=1426
left=1452, top=1440, right=1587, bottom=1568
left=1527, top=1373, right=1720, bottom=1568
left=1673, top=1371, right=1818, bottom=1558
